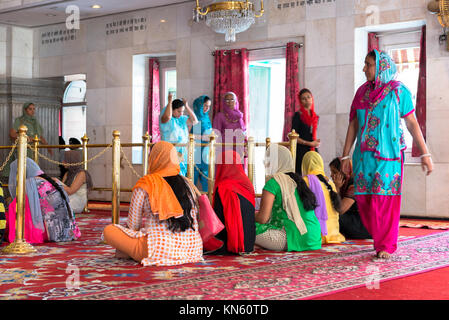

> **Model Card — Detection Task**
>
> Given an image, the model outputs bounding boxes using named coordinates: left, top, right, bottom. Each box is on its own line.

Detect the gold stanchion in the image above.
left=207, top=132, right=217, bottom=203
left=32, top=135, right=39, bottom=165
left=2, top=125, right=37, bottom=254
left=288, top=130, right=299, bottom=171
left=81, top=134, right=90, bottom=213
left=187, top=134, right=195, bottom=180
left=142, top=132, right=150, bottom=176
left=247, top=136, right=255, bottom=186
left=111, top=130, right=121, bottom=225
left=265, top=137, right=271, bottom=150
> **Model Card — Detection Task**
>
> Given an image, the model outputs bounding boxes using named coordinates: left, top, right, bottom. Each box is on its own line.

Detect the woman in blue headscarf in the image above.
left=6, top=158, right=80, bottom=243
left=191, top=95, right=212, bottom=191
left=341, top=49, right=432, bottom=259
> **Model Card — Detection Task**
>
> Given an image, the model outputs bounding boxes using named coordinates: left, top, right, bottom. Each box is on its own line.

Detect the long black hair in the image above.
left=38, top=173, right=73, bottom=219
left=162, top=175, right=196, bottom=233
left=329, top=157, right=354, bottom=190
left=315, top=174, right=341, bottom=213
left=284, top=172, right=317, bottom=212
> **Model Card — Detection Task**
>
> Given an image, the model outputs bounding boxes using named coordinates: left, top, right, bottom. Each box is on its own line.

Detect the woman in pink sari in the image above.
left=341, top=50, right=432, bottom=259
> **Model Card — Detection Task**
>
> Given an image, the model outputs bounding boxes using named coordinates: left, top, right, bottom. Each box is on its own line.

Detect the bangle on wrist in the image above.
left=341, top=155, right=350, bottom=160
left=420, top=153, right=431, bottom=159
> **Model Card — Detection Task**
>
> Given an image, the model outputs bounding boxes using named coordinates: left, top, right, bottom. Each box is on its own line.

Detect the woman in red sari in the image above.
left=291, top=88, right=321, bottom=174
left=207, top=150, right=256, bottom=255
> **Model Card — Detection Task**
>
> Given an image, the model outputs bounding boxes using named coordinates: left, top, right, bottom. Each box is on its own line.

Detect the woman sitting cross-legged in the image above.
left=329, top=157, right=371, bottom=240
left=6, top=158, right=80, bottom=243
left=301, top=151, right=346, bottom=244
left=206, top=150, right=256, bottom=255
left=61, top=149, right=93, bottom=215
left=103, top=141, right=203, bottom=266
left=255, top=144, right=322, bottom=252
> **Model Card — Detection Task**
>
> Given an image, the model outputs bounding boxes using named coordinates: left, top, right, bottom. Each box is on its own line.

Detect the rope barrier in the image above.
left=0, top=138, right=18, bottom=173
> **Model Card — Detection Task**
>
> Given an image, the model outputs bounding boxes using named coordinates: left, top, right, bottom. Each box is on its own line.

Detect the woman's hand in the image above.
left=310, top=139, right=321, bottom=148
left=333, top=172, right=345, bottom=190
left=421, top=156, right=433, bottom=176
left=341, top=158, right=351, bottom=176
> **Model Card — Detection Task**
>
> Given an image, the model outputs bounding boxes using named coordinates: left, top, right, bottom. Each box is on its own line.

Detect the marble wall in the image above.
left=1, top=0, right=446, bottom=216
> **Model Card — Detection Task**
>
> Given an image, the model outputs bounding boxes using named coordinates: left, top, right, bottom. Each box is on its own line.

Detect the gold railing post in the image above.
left=207, top=132, right=217, bottom=203
left=187, top=134, right=195, bottom=180
left=247, top=136, right=255, bottom=186
left=265, top=137, right=271, bottom=150
left=81, top=134, right=90, bottom=213
left=288, top=130, right=299, bottom=171
left=142, top=132, right=150, bottom=176
left=32, top=135, right=39, bottom=165
left=111, top=130, right=121, bottom=225
left=2, top=125, right=37, bottom=254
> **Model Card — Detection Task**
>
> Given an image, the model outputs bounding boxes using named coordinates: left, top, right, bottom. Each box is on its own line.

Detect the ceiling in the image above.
left=0, top=0, right=194, bottom=27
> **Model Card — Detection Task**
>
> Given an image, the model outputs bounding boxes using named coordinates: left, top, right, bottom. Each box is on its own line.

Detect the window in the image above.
left=61, top=77, right=87, bottom=144
left=248, top=58, right=286, bottom=194
left=388, top=46, right=420, bottom=157
left=162, top=68, right=177, bottom=107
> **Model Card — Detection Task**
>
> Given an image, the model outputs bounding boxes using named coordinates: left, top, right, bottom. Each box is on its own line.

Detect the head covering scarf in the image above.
left=16, top=103, right=43, bottom=137
left=301, top=151, right=328, bottom=235
left=265, top=144, right=307, bottom=235
left=298, top=90, right=319, bottom=151
left=133, top=141, right=184, bottom=221
left=221, top=92, right=246, bottom=132
left=350, top=49, right=402, bottom=121
left=63, top=150, right=93, bottom=190
left=213, top=150, right=255, bottom=253
left=8, top=158, right=45, bottom=231
left=192, top=95, right=212, bottom=134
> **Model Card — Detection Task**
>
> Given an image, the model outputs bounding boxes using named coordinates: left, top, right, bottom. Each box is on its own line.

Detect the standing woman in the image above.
left=291, top=89, right=321, bottom=174
left=9, top=102, right=53, bottom=156
left=341, top=49, right=433, bottom=259
left=160, top=93, right=198, bottom=177
left=191, top=95, right=212, bottom=192
left=212, top=92, right=247, bottom=158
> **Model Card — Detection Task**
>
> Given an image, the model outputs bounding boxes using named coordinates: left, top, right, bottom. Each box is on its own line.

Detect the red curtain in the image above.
left=368, top=32, right=379, bottom=52
left=282, top=42, right=300, bottom=141
left=212, top=49, right=250, bottom=127
left=148, top=58, right=161, bottom=142
left=413, top=25, right=426, bottom=157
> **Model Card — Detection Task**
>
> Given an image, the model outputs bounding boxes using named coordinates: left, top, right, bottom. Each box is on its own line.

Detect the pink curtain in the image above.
left=413, top=25, right=426, bottom=157
left=283, top=42, right=300, bottom=141
left=212, top=49, right=250, bottom=127
left=148, top=58, right=161, bottom=142
left=368, top=32, right=379, bottom=52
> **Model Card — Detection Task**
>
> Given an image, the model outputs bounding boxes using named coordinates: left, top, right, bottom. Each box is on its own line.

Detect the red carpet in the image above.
left=314, top=228, right=449, bottom=300
left=0, top=211, right=447, bottom=300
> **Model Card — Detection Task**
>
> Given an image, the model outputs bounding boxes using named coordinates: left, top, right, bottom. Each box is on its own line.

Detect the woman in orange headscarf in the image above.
left=291, top=88, right=321, bottom=175
left=207, top=150, right=256, bottom=255
left=103, top=141, right=203, bottom=266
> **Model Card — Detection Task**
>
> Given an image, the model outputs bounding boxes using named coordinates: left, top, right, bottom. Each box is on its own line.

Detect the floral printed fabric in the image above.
left=36, top=179, right=81, bottom=242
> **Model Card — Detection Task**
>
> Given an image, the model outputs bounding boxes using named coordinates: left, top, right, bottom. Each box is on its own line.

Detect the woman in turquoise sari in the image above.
left=160, top=94, right=198, bottom=176
left=341, top=49, right=432, bottom=259
left=191, top=95, right=212, bottom=191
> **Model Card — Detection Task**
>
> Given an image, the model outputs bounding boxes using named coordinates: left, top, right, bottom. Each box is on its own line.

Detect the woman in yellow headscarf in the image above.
left=103, top=141, right=203, bottom=266
left=302, top=151, right=345, bottom=244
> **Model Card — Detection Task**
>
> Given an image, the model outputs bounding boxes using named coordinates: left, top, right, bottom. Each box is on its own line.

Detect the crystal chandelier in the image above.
left=194, top=0, right=264, bottom=42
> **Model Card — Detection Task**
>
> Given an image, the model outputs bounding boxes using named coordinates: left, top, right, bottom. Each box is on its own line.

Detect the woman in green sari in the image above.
left=255, top=144, right=322, bottom=252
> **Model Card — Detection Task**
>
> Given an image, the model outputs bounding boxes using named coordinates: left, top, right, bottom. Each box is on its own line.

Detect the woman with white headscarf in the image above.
left=255, top=144, right=322, bottom=252
left=6, top=158, right=80, bottom=243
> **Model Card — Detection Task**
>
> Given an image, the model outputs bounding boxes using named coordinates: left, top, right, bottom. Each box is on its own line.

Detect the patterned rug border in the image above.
left=64, top=231, right=449, bottom=300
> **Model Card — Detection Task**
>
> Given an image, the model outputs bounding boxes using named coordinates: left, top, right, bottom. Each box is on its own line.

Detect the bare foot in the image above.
left=115, top=249, right=130, bottom=259
left=376, top=251, right=391, bottom=259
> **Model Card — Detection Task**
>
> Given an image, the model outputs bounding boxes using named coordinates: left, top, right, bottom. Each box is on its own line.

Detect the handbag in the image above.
left=197, top=194, right=224, bottom=242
